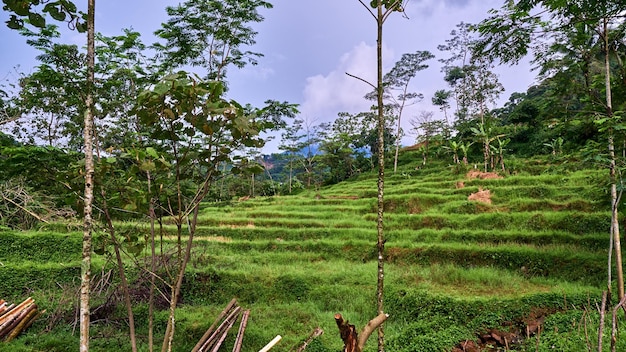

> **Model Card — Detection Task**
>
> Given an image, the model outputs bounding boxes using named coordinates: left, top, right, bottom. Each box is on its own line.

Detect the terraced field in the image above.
left=1, top=155, right=623, bottom=351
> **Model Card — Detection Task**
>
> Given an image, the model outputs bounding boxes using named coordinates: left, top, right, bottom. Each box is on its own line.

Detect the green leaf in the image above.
left=62, top=0, right=77, bottom=13
left=28, top=12, right=46, bottom=28
left=146, top=147, right=159, bottom=159
left=50, top=8, right=66, bottom=21
left=139, top=160, right=156, bottom=172
left=6, top=15, right=23, bottom=29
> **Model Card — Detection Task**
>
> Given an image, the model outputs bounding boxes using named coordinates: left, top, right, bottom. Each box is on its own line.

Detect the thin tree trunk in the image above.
left=161, top=172, right=213, bottom=351
left=483, top=141, right=489, bottom=172
left=101, top=200, right=137, bottom=352
left=148, top=198, right=156, bottom=352
left=598, top=291, right=607, bottom=352
left=604, top=17, right=624, bottom=301
left=375, top=3, right=386, bottom=350
left=393, top=112, right=401, bottom=173
left=80, top=1, right=96, bottom=351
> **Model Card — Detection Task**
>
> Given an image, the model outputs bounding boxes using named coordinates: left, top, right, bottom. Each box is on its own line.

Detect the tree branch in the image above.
left=345, top=72, right=376, bottom=90
left=335, top=313, right=389, bottom=352
left=357, top=312, right=388, bottom=351
left=357, top=0, right=377, bottom=20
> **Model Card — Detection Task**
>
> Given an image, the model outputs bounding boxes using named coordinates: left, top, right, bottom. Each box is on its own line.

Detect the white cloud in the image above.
left=298, top=42, right=395, bottom=123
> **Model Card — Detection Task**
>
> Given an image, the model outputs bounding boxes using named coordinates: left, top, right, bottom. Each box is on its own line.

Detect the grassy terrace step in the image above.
left=181, top=239, right=606, bottom=285
left=180, top=258, right=600, bottom=306
left=390, top=228, right=607, bottom=248
left=379, top=211, right=610, bottom=234
left=193, top=216, right=369, bottom=229
left=110, top=223, right=607, bottom=252
left=0, top=230, right=82, bottom=263
left=0, top=261, right=81, bottom=301
left=199, top=206, right=370, bottom=219
left=108, top=224, right=607, bottom=255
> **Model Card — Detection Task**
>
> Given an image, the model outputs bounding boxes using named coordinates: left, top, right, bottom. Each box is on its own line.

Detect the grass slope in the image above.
left=0, top=153, right=622, bottom=351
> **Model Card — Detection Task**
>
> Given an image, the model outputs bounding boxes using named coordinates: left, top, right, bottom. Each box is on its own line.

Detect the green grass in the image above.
left=0, top=154, right=623, bottom=351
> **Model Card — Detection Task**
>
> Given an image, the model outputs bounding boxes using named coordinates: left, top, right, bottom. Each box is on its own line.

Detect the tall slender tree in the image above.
left=365, top=50, right=434, bottom=172
left=80, top=1, right=95, bottom=350
left=352, top=1, right=407, bottom=351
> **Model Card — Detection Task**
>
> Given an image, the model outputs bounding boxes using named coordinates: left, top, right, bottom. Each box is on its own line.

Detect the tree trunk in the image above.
left=604, top=17, right=624, bottom=301
left=375, top=3, right=386, bottom=351
left=80, top=1, right=96, bottom=351
left=101, top=199, right=137, bottom=352
left=148, top=198, right=156, bottom=352
left=335, top=313, right=388, bottom=352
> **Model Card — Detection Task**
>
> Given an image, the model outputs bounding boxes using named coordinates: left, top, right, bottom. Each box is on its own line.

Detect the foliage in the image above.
left=153, top=0, right=272, bottom=82
left=2, top=0, right=86, bottom=31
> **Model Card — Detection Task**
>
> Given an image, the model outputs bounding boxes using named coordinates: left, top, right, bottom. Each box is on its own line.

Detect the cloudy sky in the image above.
left=0, top=0, right=536, bottom=153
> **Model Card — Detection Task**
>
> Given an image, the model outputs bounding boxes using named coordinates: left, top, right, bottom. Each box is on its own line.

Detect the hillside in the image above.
left=1, top=152, right=622, bottom=351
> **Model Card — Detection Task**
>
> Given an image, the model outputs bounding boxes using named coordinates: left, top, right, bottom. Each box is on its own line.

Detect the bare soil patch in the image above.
left=466, top=170, right=503, bottom=180
left=468, top=188, right=492, bottom=204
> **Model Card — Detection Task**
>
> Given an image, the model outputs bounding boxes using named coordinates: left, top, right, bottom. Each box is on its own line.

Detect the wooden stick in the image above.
left=232, top=310, right=250, bottom=352
left=192, top=298, right=238, bottom=352
left=259, top=335, right=282, bottom=352
left=0, top=194, right=49, bottom=223
left=199, top=306, right=241, bottom=352
left=0, top=303, right=36, bottom=339
left=5, top=307, right=41, bottom=342
left=209, top=309, right=240, bottom=352
left=0, top=298, right=33, bottom=326
left=293, top=327, right=323, bottom=352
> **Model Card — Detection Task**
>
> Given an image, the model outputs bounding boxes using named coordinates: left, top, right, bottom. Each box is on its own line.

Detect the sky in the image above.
left=0, top=0, right=537, bottom=154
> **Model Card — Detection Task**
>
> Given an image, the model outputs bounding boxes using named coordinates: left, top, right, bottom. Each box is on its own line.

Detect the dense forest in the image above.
left=2, top=0, right=626, bottom=351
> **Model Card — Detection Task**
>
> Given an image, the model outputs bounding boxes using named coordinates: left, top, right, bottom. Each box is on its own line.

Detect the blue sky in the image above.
left=1, top=0, right=535, bottom=153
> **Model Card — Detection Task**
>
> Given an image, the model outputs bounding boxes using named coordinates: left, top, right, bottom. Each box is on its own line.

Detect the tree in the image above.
left=352, top=1, right=407, bottom=350
left=474, top=2, right=626, bottom=341
left=410, top=110, right=446, bottom=165
left=94, top=28, right=158, bottom=151
left=80, top=1, right=95, bottom=351
left=153, top=0, right=272, bottom=82
left=365, top=50, right=434, bottom=172
left=438, top=22, right=504, bottom=125
left=133, top=71, right=290, bottom=351
left=14, top=25, right=86, bottom=148
left=278, top=118, right=305, bottom=194
left=2, top=2, right=92, bottom=350
left=432, top=89, right=452, bottom=125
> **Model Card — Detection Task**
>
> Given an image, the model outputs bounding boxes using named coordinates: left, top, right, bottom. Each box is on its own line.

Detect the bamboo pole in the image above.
left=192, top=298, right=238, bottom=352
left=259, top=335, right=282, bottom=352
left=199, top=306, right=241, bottom=352
left=5, top=308, right=42, bottom=342
left=232, top=310, right=250, bottom=352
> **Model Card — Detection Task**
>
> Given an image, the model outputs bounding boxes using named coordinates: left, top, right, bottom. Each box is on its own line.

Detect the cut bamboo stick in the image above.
left=192, top=298, right=238, bottom=352
left=259, top=335, right=282, bottom=352
left=0, top=298, right=41, bottom=342
left=232, top=310, right=250, bottom=352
